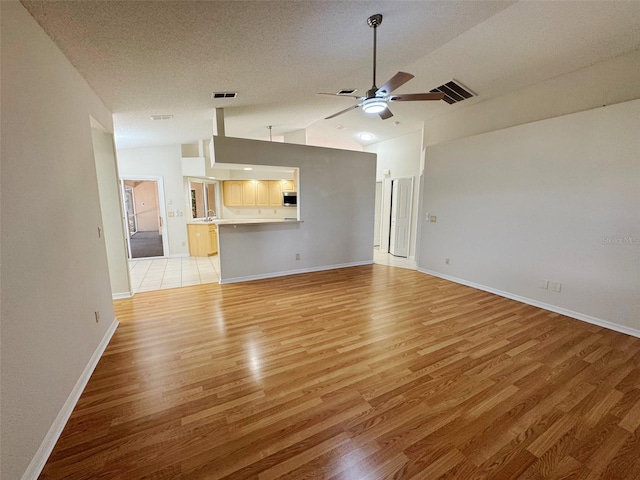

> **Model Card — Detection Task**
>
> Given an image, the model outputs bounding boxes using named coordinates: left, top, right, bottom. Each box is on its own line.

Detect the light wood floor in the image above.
left=40, top=265, right=640, bottom=479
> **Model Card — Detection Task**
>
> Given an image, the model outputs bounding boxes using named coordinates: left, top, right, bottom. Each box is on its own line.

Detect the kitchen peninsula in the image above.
left=185, top=135, right=375, bottom=284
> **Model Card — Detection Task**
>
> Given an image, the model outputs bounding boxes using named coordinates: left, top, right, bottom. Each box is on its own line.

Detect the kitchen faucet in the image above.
left=206, top=209, right=215, bottom=221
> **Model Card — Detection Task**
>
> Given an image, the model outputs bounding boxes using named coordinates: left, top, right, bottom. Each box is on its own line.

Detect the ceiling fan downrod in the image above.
left=367, top=14, right=383, bottom=96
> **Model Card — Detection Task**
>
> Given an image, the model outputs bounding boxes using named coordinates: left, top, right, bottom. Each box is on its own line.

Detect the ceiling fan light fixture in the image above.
left=362, top=98, right=387, bottom=114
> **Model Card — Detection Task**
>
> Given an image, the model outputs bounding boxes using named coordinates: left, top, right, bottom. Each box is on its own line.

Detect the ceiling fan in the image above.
left=320, top=14, right=444, bottom=120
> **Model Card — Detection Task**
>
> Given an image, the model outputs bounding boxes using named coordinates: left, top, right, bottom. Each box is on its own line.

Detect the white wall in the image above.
left=306, top=131, right=364, bottom=152
left=366, top=130, right=423, bottom=258
left=211, top=136, right=376, bottom=283
left=92, top=126, right=130, bottom=298
left=117, top=146, right=190, bottom=257
left=418, top=99, right=640, bottom=334
left=1, top=3, right=118, bottom=479
left=422, top=49, right=640, bottom=148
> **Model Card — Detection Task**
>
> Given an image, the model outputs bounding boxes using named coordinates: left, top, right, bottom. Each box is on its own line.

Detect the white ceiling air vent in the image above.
left=150, top=114, right=173, bottom=120
left=430, top=80, right=475, bottom=104
left=212, top=92, right=238, bottom=99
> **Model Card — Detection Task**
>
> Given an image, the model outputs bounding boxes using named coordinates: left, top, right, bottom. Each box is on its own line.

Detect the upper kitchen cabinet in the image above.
left=256, top=181, right=270, bottom=207
left=242, top=181, right=256, bottom=206
left=282, top=180, right=295, bottom=191
left=223, top=180, right=292, bottom=207
left=223, top=180, right=243, bottom=206
left=268, top=181, right=283, bottom=207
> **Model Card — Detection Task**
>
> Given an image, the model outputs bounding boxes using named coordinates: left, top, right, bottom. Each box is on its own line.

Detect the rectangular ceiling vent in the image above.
left=430, top=80, right=475, bottom=105
left=212, top=92, right=237, bottom=99
left=337, top=89, right=357, bottom=95
left=150, top=114, right=173, bottom=121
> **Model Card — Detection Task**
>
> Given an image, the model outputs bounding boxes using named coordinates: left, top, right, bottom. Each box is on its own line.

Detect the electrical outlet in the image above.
left=551, top=281, right=562, bottom=292
left=168, top=211, right=175, bottom=217
left=94, top=311, right=100, bottom=323
left=182, top=241, right=186, bottom=246
left=445, top=258, right=450, bottom=265
left=539, top=279, right=549, bottom=290
left=430, top=215, right=437, bottom=223
left=274, top=209, right=277, bottom=214
left=258, top=209, right=261, bottom=214
left=296, top=253, right=300, bottom=260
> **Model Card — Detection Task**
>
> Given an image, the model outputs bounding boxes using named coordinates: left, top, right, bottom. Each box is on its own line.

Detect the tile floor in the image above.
left=128, top=249, right=415, bottom=294
left=128, top=255, right=220, bottom=293
left=373, top=247, right=417, bottom=270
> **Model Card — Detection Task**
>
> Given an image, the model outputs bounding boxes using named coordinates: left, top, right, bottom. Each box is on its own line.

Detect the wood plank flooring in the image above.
left=39, top=265, right=640, bottom=479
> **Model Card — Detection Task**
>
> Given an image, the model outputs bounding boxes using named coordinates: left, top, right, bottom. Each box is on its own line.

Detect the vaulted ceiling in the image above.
left=22, top=1, right=640, bottom=149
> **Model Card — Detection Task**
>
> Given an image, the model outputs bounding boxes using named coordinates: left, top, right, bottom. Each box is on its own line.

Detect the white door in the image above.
left=389, top=178, right=413, bottom=257
left=374, top=181, right=382, bottom=247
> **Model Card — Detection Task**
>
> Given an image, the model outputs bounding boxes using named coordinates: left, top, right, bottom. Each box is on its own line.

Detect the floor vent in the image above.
left=212, top=92, right=238, bottom=99
left=150, top=114, right=173, bottom=120
left=430, top=80, right=475, bottom=105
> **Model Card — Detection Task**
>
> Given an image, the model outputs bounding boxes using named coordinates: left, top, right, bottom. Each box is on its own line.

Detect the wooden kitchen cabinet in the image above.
left=242, top=181, right=256, bottom=205
left=256, top=181, right=270, bottom=206
left=187, top=223, right=218, bottom=257
left=281, top=179, right=296, bottom=192
left=222, top=179, right=295, bottom=207
left=268, top=180, right=283, bottom=207
left=222, top=181, right=243, bottom=206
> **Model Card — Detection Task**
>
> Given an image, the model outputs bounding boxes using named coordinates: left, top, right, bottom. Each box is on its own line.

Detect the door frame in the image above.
left=119, top=175, right=169, bottom=259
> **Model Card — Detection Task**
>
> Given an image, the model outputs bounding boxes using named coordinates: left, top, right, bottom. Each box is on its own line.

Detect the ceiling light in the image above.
left=362, top=98, right=387, bottom=114
left=243, top=167, right=253, bottom=171
left=360, top=133, right=374, bottom=141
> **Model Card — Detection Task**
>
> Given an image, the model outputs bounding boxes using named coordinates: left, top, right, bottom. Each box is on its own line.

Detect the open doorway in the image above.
left=120, top=177, right=168, bottom=259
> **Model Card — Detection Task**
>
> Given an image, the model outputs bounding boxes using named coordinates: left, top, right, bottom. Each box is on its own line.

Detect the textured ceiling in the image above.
left=21, top=1, right=640, bottom=150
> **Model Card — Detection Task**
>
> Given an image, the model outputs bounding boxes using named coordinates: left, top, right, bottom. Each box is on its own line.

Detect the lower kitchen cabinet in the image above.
left=187, top=223, right=218, bottom=257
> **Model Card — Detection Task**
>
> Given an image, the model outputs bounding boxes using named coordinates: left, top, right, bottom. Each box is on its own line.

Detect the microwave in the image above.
left=282, top=191, right=297, bottom=207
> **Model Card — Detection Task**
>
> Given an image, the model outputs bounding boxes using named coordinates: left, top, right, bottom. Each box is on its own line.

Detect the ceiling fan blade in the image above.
left=389, top=92, right=445, bottom=102
left=325, top=104, right=360, bottom=120
left=376, top=72, right=414, bottom=96
left=317, top=93, right=361, bottom=99
left=379, top=108, right=393, bottom=120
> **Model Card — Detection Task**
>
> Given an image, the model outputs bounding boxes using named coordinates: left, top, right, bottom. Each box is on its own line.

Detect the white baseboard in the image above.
left=170, top=253, right=190, bottom=258
left=112, top=291, right=133, bottom=300
left=220, top=260, right=373, bottom=284
left=21, top=318, right=119, bottom=480
left=418, top=268, right=640, bottom=339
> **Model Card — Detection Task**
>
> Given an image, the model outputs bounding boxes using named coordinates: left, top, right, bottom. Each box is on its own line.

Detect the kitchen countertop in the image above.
left=189, top=218, right=302, bottom=226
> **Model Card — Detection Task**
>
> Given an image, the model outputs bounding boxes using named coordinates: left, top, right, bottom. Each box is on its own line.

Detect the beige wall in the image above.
left=1, top=3, right=117, bottom=479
